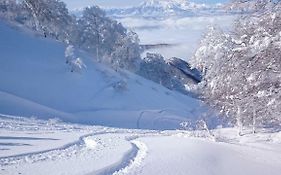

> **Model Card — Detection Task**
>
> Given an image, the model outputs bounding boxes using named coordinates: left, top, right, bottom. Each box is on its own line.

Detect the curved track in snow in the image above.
left=94, top=135, right=148, bottom=175
left=112, top=140, right=148, bottom=175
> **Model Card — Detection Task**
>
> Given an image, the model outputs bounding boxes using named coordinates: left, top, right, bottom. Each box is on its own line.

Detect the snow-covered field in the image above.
left=1, top=114, right=281, bottom=175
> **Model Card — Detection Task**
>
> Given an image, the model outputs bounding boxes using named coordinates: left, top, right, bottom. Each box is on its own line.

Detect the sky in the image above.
left=63, top=0, right=229, bottom=10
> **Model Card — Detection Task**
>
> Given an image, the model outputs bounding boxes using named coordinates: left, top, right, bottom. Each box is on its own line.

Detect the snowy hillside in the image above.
left=0, top=22, right=204, bottom=130
left=105, top=0, right=228, bottom=18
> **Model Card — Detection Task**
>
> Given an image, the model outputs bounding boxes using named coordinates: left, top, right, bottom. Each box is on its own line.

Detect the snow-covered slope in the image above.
left=1, top=114, right=281, bottom=175
left=0, top=22, right=204, bottom=130
left=105, top=0, right=227, bottom=18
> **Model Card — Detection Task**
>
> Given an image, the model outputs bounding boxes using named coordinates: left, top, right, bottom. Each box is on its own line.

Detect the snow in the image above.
left=137, top=135, right=281, bottom=175
left=0, top=21, right=204, bottom=130
left=0, top=129, right=86, bottom=158
left=113, top=140, right=148, bottom=175
left=1, top=114, right=281, bottom=175
left=83, top=137, right=97, bottom=149
left=0, top=114, right=137, bottom=175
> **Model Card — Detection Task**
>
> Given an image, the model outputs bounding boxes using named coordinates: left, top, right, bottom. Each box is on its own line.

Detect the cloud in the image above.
left=117, top=15, right=235, bottom=60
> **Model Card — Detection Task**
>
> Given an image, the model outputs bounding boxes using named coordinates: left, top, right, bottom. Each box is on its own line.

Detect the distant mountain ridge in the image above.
left=104, top=0, right=229, bottom=18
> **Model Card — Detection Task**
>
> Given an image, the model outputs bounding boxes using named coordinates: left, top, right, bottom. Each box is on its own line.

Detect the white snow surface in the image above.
left=1, top=114, right=281, bottom=175
left=0, top=21, right=204, bottom=130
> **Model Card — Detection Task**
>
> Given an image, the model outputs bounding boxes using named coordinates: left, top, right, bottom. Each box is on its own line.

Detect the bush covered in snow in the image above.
left=64, top=45, right=86, bottom=73
left=112, top=80, right=128, bottom=92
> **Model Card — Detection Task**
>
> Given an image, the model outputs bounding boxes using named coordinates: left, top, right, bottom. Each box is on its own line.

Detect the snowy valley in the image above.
left=1, top=0, right=281, bottom=175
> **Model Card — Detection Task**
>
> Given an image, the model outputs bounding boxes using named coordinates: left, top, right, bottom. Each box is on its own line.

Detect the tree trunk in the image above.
left=252, top=107, right=256, bottom=134
left=237, top=106, right=243, bottom=136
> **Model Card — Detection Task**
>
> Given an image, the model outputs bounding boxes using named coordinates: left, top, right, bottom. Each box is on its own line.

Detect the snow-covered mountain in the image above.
left=105, top=0, right=227, bottom=18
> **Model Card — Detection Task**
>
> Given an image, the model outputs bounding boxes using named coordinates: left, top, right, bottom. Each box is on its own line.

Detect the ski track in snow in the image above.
left=112, top=140, right=148, bottom=175
left=1, top=132, right=151, bottom=175
left=0, top=114, right=153, bottom=175
left=94, top=135, right=148, bottom=175
left=0, top=115, right=150, bottom=175
left=0, top=134, right=87, bottom=165
left=0, top=131, right=108, bottom=166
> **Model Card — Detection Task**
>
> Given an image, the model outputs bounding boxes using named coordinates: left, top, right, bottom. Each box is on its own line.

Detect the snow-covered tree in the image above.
left=110, top=31, right=141, bottom=72
left=64, top=45, right=86, bottom=73
left=74, top=5, right=142, bottom=71
left=0, top=0, right=24, bottom=21
left=65, top=45, right=75, bottom=64
left=22, top=0, right=74, bottom=41
left=76, top=6, right=129, bottom=61
left=0, top=0, right=13, bottom=17
left=70, top=57, right=86, bottom=73
left=138, top=53, right=187, bottom=93
left=76, top=6, right=104, bottom=60
left=191, top=0, right=281, bottom=133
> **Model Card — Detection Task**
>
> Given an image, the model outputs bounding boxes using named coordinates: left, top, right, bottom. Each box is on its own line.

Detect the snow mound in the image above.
left=272, top=131, right=281, bottom=144
left=83, top=137, right=98, bottom=149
